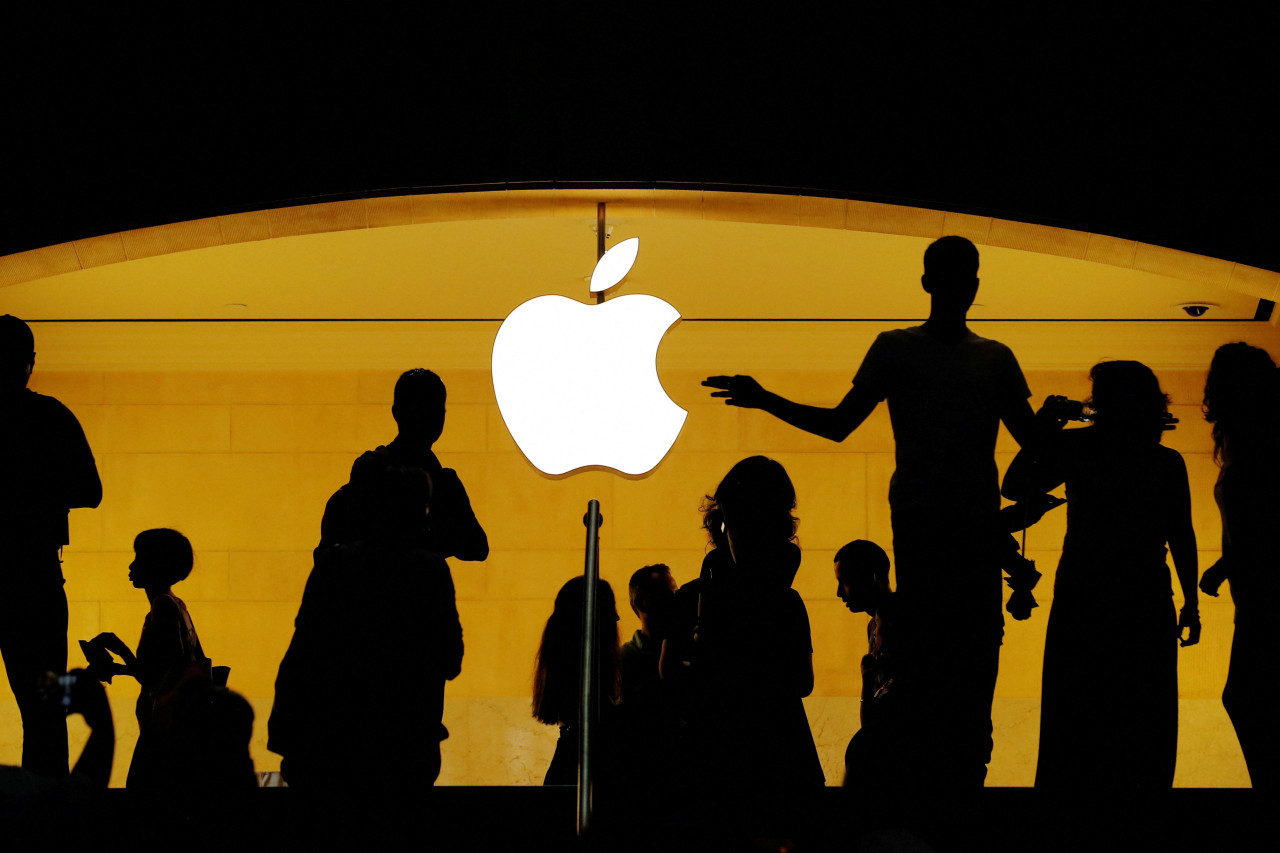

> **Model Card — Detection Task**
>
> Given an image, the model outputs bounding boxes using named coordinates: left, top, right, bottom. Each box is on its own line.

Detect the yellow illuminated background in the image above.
left=1, top=189, right=1276, bottom=787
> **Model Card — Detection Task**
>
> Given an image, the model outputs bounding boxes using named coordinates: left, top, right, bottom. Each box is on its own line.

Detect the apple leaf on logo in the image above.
left=589, top=237, right=639, bottom=293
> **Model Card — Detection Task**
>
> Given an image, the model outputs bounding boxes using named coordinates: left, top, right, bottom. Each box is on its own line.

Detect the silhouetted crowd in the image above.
left=2, top=236, right=1278, bottom=850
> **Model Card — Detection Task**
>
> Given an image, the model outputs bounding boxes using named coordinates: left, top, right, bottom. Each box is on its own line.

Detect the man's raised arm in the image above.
left=999, top=398, right=1040, bottom=452
left=703, top=375, right=879, bottom=443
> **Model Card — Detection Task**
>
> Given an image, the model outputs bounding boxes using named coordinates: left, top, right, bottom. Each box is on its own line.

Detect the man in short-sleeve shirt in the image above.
left=704, top=237, right=1036, bottom=791
left=854, top=327, right=1030, bottom=517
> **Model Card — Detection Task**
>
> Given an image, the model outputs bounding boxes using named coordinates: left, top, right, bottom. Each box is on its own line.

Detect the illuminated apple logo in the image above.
left=491, top=237, right=687, bottom=476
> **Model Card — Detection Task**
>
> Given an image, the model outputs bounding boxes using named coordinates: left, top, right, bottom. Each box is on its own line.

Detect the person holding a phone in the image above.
left=1, top=669, right=114, bottom=837
left=1003, top=361, right=1199, bottom=791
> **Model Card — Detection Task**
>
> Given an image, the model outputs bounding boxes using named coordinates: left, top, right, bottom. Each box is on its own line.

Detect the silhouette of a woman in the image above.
left=1201, top=342, right=1280, bottom=788
left=533, top=575, right=621, bottom=785
left=1004, top=361, right=1198, bottom=791
left=663, top=456, right=824, bottom=796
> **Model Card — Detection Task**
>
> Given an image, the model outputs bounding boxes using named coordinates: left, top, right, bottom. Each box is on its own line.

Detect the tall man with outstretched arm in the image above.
left=0, top=315, right=103, bottom=779
left=704, top=236, right=1037, bottom=793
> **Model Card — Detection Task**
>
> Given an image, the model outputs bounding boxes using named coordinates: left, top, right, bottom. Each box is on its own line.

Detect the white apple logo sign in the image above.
left=491, top=237, right=688, bottom=477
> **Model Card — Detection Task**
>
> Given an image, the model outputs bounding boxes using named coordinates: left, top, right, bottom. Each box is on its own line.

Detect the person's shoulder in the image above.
left=778, top=585, right=808, bottom=610
left=150, top=592, right=186, bottom=620
left=674, top=576, right=707, bottom=601
left=963, top=331, right=1017, bottom=356
left=675, top=576, right=704, bottom=594
left=620, top=632, right=644, bottom=659
left=874, top=327, right=919, bottom=346
left=19, top=389, right=77, bottom=419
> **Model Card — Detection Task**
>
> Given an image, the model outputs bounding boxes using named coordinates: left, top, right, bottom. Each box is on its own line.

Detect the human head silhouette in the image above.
left=921, top=235, right=980, bottom=318
left=392, top=368, right=447, bottom=446
left=712, top=455, right=797, bottom=539
left=131, top=528, right=194, bottom=590
left=1204, top=342, right=1279, bottom=462
left=834, top=540, right=890, bottom=614
left=1087, top=360, right=1170, bottom=443
left=628, top=563, right=676, bottom=637
left=0, top=314, right=35, bottom=395
left=703, top=455, right=798, bottom=568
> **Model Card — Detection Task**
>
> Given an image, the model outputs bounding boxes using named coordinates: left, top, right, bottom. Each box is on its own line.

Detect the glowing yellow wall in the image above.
left=0, top=363, right=1247, bottom=787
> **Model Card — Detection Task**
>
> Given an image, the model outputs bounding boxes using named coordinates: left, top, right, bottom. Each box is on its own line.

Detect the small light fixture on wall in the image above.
left=1176, top=302, right=1216, bottom=318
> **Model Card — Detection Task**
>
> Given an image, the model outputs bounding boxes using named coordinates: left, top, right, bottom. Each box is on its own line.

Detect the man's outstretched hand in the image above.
left=703, top=375, right=768, bottom=408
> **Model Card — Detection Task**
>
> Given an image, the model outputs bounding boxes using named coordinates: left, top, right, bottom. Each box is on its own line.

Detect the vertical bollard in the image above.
left=578, top=499, right=602, bottom=836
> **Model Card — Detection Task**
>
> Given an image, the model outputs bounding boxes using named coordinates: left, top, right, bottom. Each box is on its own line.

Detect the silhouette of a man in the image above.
left=319, top=368, right=488, bottom=562
left=704, top=237, right=1036, bottom=789
left=0, top=315, right=102, bottom=778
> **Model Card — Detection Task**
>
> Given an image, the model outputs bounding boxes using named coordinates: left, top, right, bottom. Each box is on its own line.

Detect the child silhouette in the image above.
left=82, top=529, right=209, bottom=790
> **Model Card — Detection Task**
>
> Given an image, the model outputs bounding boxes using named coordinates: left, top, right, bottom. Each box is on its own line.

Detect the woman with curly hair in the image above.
left=662, top=456, right=824, bottom=800
left=1201, top=342, right=1280, bottom=788
left=1004, top=361, right=1198, bottom=791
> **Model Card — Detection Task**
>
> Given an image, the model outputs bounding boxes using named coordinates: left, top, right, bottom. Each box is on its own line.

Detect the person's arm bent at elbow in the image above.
left=1002, top=397, right=1072, bottom=501
left=1167, top=454, right=1200, bottom=646
left=795, top=652, right=814, bottom=699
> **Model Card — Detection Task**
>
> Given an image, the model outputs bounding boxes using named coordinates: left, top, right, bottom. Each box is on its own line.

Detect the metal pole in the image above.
left=595, top=202, right=606, bottom=304
left=577, top=499, right=602, bottom=836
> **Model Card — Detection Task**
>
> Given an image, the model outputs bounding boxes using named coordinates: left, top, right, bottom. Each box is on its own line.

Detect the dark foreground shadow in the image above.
left=28, top=786, right=1273, bottom=853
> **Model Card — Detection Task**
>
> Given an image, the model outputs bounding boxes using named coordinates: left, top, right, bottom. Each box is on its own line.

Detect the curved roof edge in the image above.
left=2, top=187, right=1276, bottom=302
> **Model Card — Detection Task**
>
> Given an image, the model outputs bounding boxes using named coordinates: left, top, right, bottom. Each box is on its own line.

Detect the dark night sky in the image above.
left=3, top=6, right=1276, bottom=270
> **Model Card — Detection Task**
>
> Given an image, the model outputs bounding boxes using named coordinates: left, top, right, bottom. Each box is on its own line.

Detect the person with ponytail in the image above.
left=1202, top=342, right=1280, bottom=788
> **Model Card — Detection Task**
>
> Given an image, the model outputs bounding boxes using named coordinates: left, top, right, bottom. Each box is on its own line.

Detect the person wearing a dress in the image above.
left=1004, top=361, right=1199, bottom=791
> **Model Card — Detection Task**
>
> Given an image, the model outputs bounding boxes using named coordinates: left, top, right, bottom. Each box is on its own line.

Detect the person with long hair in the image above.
left=1201, top=342, right=1280, bottom=788
left=1004, top=361, right=1199, bottom=791
left=532, top=575, right=621, bottom=785
left=662, top=456, right=824, bottom=801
